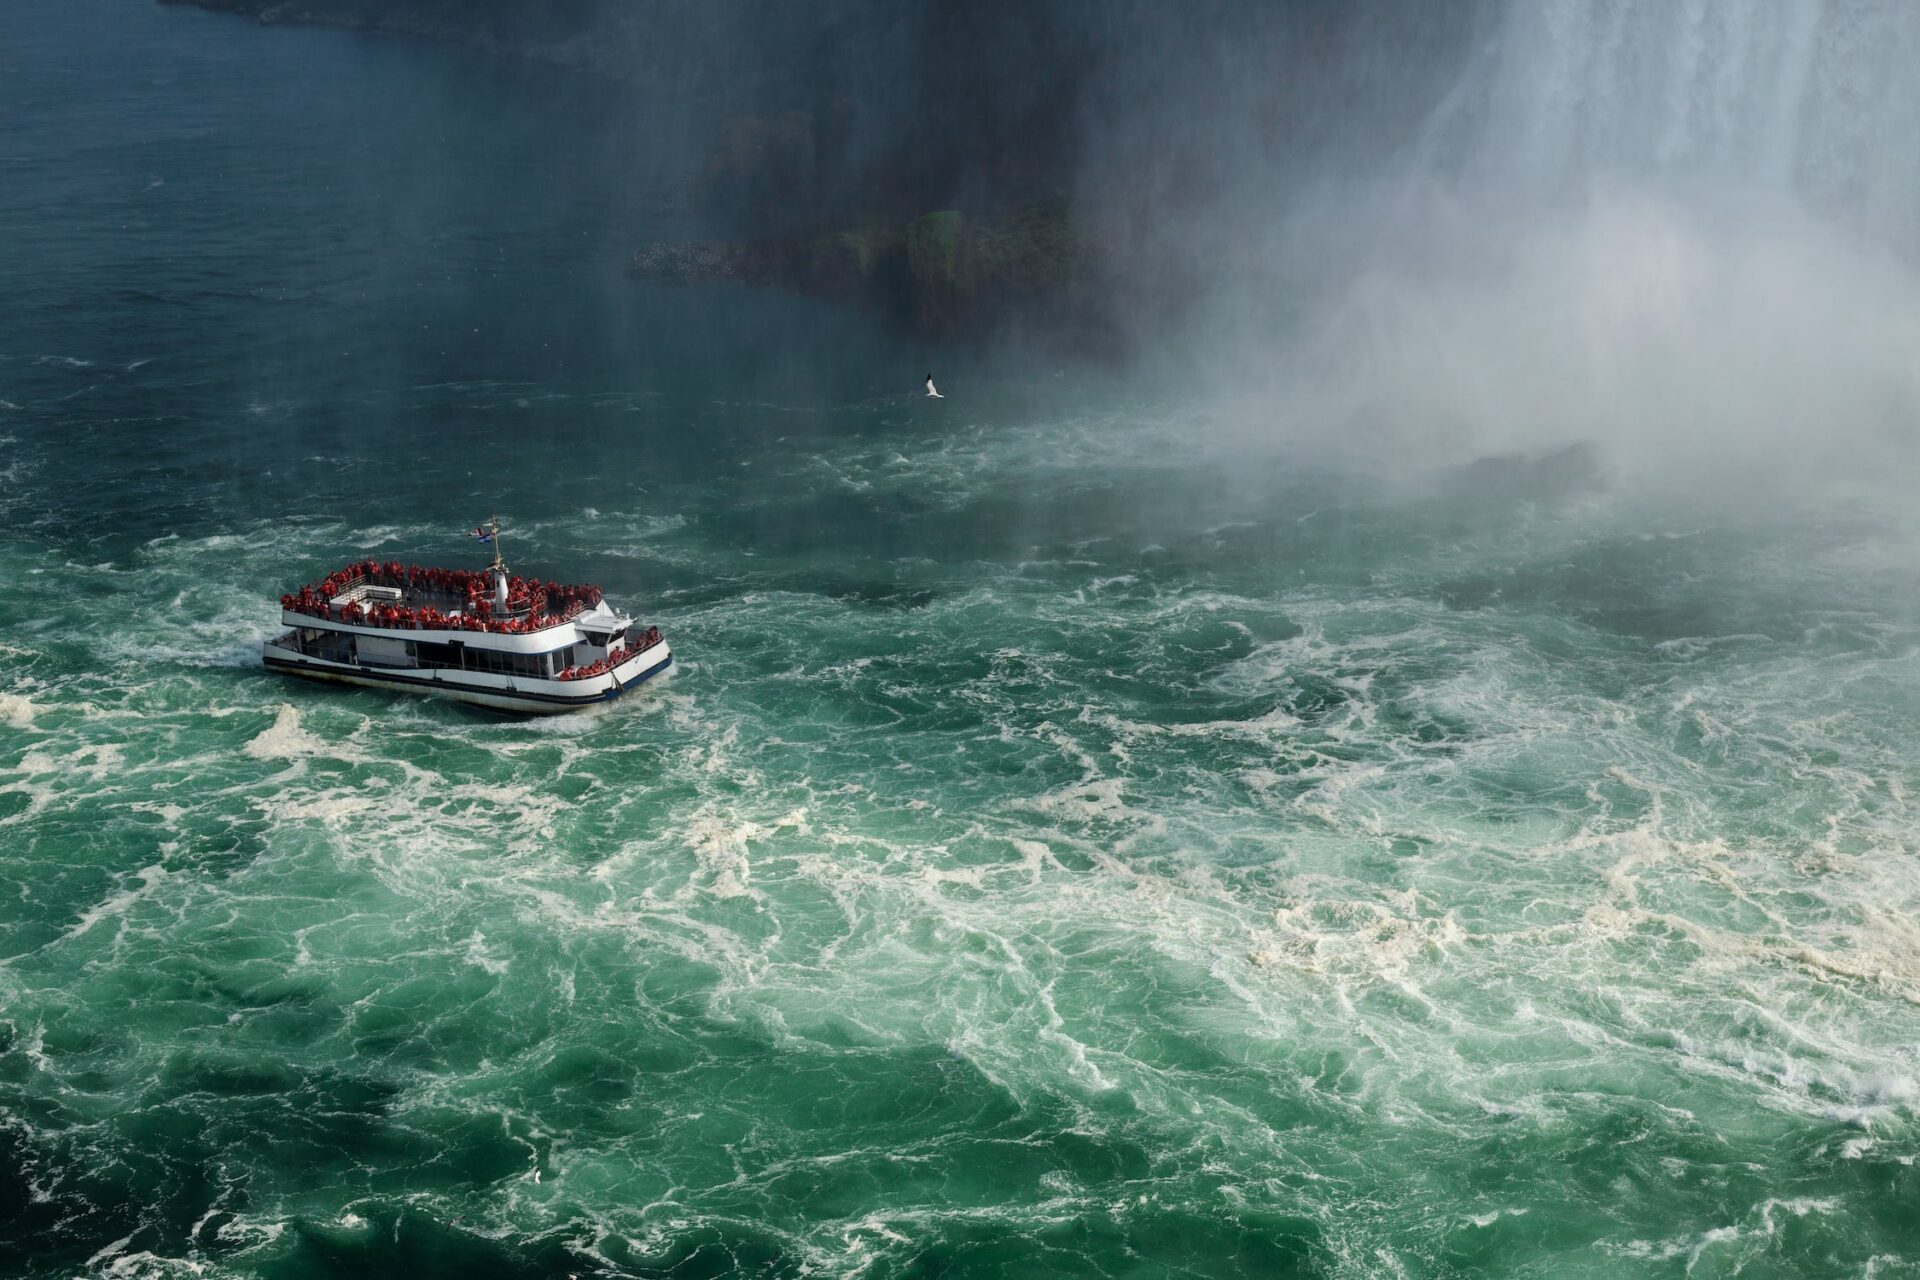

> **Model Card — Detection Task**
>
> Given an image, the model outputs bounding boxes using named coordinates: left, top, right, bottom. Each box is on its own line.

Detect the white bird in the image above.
left=924, top=373, right=943, bottom=399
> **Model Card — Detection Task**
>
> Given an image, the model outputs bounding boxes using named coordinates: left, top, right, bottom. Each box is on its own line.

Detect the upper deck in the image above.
left=280, top=559, right=613, bottom=640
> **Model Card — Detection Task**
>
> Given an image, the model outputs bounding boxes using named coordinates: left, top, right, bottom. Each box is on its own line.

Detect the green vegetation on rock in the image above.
left=907, top=211, right=967, bottom=288
left=634, top=203, right=1092, bottom=337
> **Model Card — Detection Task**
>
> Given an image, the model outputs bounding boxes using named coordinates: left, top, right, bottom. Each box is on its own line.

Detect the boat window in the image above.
left=452, top=647, right=549, bottom=678
left=416, top=641, right=458, bottom=669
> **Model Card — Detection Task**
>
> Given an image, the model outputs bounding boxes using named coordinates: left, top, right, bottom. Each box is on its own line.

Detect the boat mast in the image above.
left=485, top=514, right=512, bottom=611
left=487, top=514, right=508, bottom=576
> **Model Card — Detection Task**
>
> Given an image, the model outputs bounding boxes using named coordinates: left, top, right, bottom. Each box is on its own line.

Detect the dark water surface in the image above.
left=5, top=4, right=1920, bottom=1277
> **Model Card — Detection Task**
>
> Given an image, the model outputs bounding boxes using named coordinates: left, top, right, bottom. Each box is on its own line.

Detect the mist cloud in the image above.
left=1069, top=0, right=1920, bottom=492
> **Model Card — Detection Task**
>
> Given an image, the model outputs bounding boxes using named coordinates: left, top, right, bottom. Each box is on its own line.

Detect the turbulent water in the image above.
left=6, top=3, right=1920, bottom=1277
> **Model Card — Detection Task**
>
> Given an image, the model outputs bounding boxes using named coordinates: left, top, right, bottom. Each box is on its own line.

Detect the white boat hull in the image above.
left=264, top=639, right=673, bottom=715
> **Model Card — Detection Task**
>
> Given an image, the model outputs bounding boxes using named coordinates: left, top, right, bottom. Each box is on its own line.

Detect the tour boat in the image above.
left=262, top=519, right=672, bottom=714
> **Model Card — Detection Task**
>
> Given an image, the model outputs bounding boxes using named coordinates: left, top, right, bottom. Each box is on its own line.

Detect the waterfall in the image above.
left=1434, top=0, right=1920, bottom=252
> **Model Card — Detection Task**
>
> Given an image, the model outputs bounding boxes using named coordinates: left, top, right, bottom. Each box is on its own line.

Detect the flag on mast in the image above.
left=470, top=526, right=493, bottom=544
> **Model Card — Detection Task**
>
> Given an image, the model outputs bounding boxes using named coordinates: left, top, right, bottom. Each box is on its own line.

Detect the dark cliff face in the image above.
left=163, top=0, right=1488, bottom=344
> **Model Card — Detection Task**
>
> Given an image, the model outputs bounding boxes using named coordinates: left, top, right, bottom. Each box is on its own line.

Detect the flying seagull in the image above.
left=924, top=373, right=943, bottom=399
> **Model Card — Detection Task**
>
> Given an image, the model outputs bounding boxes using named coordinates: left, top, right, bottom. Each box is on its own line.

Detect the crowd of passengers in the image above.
left=281, top=560, right=605, bottom=635
left=553, top=629, right=662, bottom=682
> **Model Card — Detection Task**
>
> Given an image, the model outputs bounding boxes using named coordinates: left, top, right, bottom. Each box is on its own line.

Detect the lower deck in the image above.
left=264, top=633, right=672, bottom=714
left=281, top=622, right=658, bottom=678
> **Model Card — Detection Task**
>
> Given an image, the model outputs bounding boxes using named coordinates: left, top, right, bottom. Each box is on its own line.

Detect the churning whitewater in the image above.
left=4, top=1, right=1920, bottom=1277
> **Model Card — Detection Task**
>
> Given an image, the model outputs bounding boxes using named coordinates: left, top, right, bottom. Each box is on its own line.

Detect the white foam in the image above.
left=64, top=864, right=167, bottom=941
left=683, top=812, right=760, bottom=899
left=465, top=931, right=510, bottom=976
left=243, top=704, right=328, bottom=759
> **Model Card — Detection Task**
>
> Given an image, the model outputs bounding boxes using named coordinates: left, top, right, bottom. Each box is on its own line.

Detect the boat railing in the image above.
left=284, top=560, right=605, bottom=635
left=283, top=587, right=599, bottom=635
left=557, top=626, right=662, bottom=681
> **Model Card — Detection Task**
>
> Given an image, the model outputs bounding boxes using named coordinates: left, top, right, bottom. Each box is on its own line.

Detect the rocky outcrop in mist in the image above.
left=631, top=204, right=1103, bottom=338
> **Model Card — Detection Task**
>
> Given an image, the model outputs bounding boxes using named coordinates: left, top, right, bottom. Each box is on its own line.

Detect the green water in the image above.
left=5, top=4, right=1920, bottom=1277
